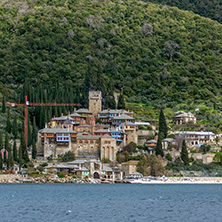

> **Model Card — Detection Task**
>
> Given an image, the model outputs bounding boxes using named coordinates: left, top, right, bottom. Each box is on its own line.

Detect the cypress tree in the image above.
left=159, top=109, right=168, bottom=138
left=4, top=150, right=7, bottom=164
left=18, top=143, right=23, bottom=168
left=6, top=108, right=11, bottom=134
left=0, top=132, right=3, bottom=150
left=32, top=117, right=37, bottom=143
left=20, top=132, right=29, bottom=163
left=54, top=106, right=58, bottom=117
left=12, top=115, right=18, bottom=139
left=28, top=118, right=32, bottom=147
left=117, top=93, right=125, bottom=109
left=4, top=133, right=9, bottom=151
left=7, top=147, right=13, bottom=169
left=1, top=95, right=6, bottom=113
left=156, top=133, right=164, bottom=157
left=32, top=140, right=37, bottom=159
left=105, top=94, right=116, bottom=109
left=48, top=106, right=52, bottom=123
left=13, top=139, right=18, bottom=162
left=44, top=108, right=48, bottom=125
left=0, top=152, right=3, bottom=169
left=181, top=140, right=189, bottom=165
left=97, top=66, right=107, bottom=95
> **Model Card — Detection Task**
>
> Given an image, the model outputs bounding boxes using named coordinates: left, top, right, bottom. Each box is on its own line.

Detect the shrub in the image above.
left=165, top=153, right=172, bottom=161
left=102, top=158, right=111, bottom=163
left=61, top=151, right=75, bottom=162
left=200, top=144, right=211, bottom=153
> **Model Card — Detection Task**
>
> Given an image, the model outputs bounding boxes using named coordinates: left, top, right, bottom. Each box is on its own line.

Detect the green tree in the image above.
left=214, top=152, right=222, bottom=165
left=159, top=109, right=167, bottom=138
left=28, top=118, right=32, bottom=147
left=7, top=147, right=13, bottom=169
left=0, top=152, right=3, bottom=169
left=20, top=132, right=29, bottom=163
left=13, top=139, right=18, bottom=162
left=117, top=92, right=125, bottom=109
left=156, top=134, right=164, bottom=157
left=12, top=115, right=18, bottom=139
left=4, top=150, right=7, bottom=164
left=1, top=95, right=6, bottom=113
left=32, top=117, right=37, bottom=143
left=61, top=151, right=75, bottom=162
left=0, top=132, right=3, bottom=150
left=165, top=153, right=173, bottom=161
left=136, top=154, right=149, bottom=175
left=6, top=108, right=11, bottom=133
left=137, top=154, right=165, bottom=176
left=181, top=140, right=189, bottom=165
left=18, top=143, right=23, bottom=168
left=32, top=141, right=37, bottom=159
left=4, top=133, right=9, bottom=151
left=200, top=144, right=211, bottom=153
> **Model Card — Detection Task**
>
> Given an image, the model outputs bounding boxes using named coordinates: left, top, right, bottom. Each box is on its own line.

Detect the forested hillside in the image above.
left=0, top=0, right=222, bottom=111
left=146, top=0, right=222, bottom=23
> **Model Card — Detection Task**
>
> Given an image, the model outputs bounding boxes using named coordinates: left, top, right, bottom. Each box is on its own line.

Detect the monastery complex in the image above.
left=37, top=91, right=138, bottom=161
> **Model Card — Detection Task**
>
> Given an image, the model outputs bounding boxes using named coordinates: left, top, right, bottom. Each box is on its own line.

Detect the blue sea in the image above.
left=0, top=184, right=222, bottom=222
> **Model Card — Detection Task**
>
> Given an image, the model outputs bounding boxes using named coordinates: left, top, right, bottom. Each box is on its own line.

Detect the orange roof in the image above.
left=146, top=143, right=156, bottom=147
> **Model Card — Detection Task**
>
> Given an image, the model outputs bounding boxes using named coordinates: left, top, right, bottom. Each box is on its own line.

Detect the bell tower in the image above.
left=88, top=91, right=102, bottom=117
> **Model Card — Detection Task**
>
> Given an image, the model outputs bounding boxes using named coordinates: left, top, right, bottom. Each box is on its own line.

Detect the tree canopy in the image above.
left=0, top=0, right=222, bottom=113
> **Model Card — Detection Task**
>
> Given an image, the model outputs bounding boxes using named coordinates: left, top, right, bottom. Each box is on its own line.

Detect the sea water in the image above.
left=0, top=184, right=222, bottom=222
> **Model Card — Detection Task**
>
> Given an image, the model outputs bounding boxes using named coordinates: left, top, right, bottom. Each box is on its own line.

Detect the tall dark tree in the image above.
left=13, top=139, right=18, bottom=162
left=6, top=108, right=11, bottom=133
left=18, top=143, right=23, bottom=167
left=0, top=152, right=3, bottom=169
left=156, top=133, right=164, bottom=157
left=159, top=109, right=167, bottom=138
left=12, top=115, right=18, bottom=139
left=7, top=147, right=13, bottom=169
left=1, top=95, right=6, bottom=113
left=20, top=132, right=29, bottom=163
left=32, top=117, right=37, bottom=143
left=32, top=140, right=37, bottom=159
left=117, top=92, right=125, bottom=109
left=4, top=150, right=7, bottom=164
left=181, top=140, right=189, bottom=165
left=0, top=132, right=3, bottom=150
left=4, top=133, right=9, bottom=151
left=105, top=95, right=116, bottom=109
left=39, top=106, right=45, bottom=129
left=28, top=118, right=32, bottom=147
left=97, top=65, right=107, bottom=96
left=82, top=72, right=91, bottom=107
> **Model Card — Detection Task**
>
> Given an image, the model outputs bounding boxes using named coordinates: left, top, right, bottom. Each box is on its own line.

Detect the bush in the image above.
left=37, top=166, right=44, bottom=173
left=102, top=158, right=111, bottom=163
left=200, top=144, right=211, bottom=153
left=128, top=155, right=141, bottom=160
left=189, top=157, right=195, bottom=163
left=47, top=155, right=53, bottom=161
left=166, top=153, right=172, bottom=161
left=58, top=174, right=65, bottom=178
left=61, top=151, right=75, bottom=162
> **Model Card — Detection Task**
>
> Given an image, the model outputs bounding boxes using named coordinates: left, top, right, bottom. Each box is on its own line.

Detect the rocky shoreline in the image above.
left=1, top=174, right=222, bottom=184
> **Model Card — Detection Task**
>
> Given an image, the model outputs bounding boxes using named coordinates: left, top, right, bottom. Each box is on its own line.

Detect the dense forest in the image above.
left=146, top=0, right=222, bottom=23
left=0, top=0, right=222, bottom=121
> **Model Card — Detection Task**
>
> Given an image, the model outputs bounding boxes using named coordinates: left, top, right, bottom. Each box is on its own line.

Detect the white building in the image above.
left=175, top=131, right=216, bottom=146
